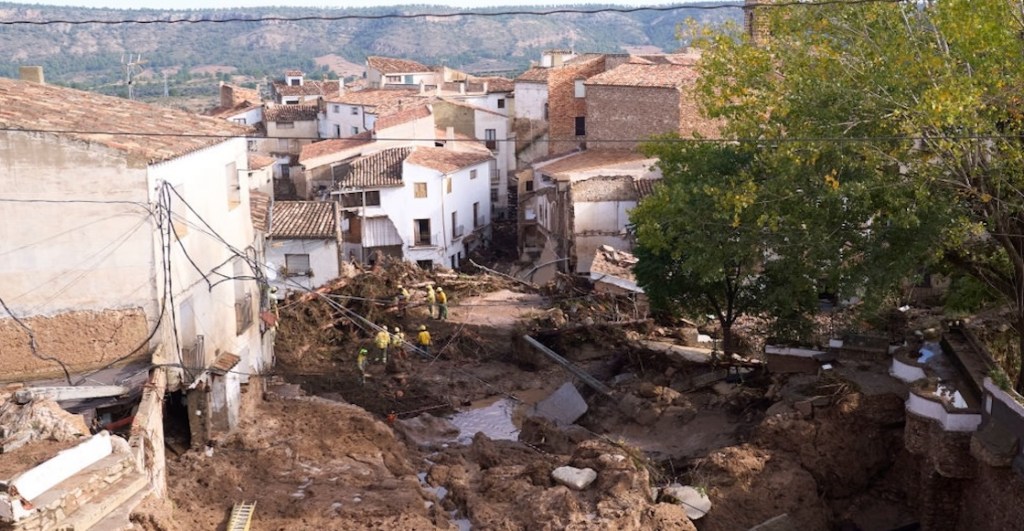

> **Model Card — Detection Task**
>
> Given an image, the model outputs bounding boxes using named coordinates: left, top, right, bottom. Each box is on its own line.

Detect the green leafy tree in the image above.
left=631, top=141, right=820, bottom=354
left=687, top=0, right=1024, bottom=390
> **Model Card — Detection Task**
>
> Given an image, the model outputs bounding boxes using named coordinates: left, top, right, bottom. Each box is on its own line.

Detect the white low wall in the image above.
left=891, top=357, right=928, bottom=383
left=906, top=392, right=982, bottom=432
left=983, top=377, right=1024, bottom=417
left=0, top=431, right=113, bottom=522
left=764, top=345, right=825, bottom=358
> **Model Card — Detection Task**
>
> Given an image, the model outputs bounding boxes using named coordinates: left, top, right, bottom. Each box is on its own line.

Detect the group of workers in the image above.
left=358, top=322, right=433, bottom=384
left=357, top=283, right=450, bottom=384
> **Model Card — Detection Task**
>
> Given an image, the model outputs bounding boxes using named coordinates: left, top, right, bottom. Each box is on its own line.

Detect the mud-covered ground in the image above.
left=133, top=263, right=920, bottom=530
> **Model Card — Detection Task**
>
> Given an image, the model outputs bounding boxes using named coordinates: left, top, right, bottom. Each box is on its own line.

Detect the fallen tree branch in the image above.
left=469, top=259, right=538, bottom=291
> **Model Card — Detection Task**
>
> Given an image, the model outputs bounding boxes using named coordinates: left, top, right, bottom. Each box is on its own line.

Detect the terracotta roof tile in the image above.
left=538, top=150, right=652, bottom=177
left=586, top=63, right=699, bottom=88
left=271, top=201, right=337, bottom=239
left=367, top=56, right=432, bottom=74
left=249, top=191, right=271, bottom=233
left=515, top=67, right=549, bottom=84
left=299, top=132, right=373, bottom=164
left=273, top=79, right=341, bottom=98
left=0, top=77, right=251, bottom=164
left=265, top=104, right=319, bottom=122
left=406, top=147, right=493, bottom=174
left=375, top=103, right=432, bottom=130
left=633, top=178, right=661, bottom=199
left=248, top=154, right=275, bottom=170
left=325, top=89, right=419, bottom=110
left=472, top=76, right=514, bottom=93
left=334, top=147, right=412, bottom=189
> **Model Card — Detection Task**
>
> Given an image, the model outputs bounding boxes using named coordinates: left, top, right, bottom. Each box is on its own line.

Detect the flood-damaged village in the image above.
left=3, top=1, right=1024, bottom=530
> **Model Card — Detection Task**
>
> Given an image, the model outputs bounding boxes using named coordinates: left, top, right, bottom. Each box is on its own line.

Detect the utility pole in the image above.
left=121, top=53, right=146, bottom=100
left=163, top=71, right=169, bottom=98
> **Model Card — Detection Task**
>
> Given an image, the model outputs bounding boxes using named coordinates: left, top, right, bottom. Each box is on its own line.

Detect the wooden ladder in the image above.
left=227, top=501, right=256, bottom=531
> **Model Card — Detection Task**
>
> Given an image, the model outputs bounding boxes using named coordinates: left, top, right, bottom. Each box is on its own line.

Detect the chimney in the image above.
left=459, top=82, right=466, bottom=95
left=483, top=81, right=489, bottom=94
left=219, top=82, right=233, bottom=109
left=19, top=66, right=44, bottom=84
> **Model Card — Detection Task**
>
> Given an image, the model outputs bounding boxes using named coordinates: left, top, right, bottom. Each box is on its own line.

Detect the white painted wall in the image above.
left=374, top=114, right=437, bottom=150
left=395, top=157, right=493, bottom=268
left=463, top=93, right=511, bottom=116
left=906, top=392, right=982, bottom=432
left=266, top=238, right=340, bottom=298
left=320, top=103, right=370, bottom=138
left=891, top=357, right=928, bottom=383
left=148, top=139, right=263, bottom=378
left=472, top=110, right=515, bottom=213
left=514, top=81, right=548, bottom=121
left=267, top=120, right=318, bottom=143
left=224, top=106, right=263, bottom=127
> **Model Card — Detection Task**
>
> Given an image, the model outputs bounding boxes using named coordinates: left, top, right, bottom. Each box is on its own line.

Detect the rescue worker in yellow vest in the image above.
left=396, top=284, right=410, bottom=317
left=417, top=324, right=432, bottom=358
left=374, top=325, right=391, bottom=364
left=425, top=284, right=437, bottom=318
left=391, top=326, right=407, bottom=360
left=436, top=287, right=448, bottom=321
left=356, top=348, right=369, bottom=385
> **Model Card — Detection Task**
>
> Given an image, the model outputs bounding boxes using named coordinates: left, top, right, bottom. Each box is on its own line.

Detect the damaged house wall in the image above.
left=570, top=175, right=638, bottom=273
left=0, top=132, right=158, bottom=380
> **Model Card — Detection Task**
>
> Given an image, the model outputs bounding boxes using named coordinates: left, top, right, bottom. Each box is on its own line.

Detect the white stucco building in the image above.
left=266, top=201, right=341, bottom=298
left=0, top=76, right=274, bottom=451
left=366, top=56, right=437, bottom=89
left=334, top=146, right=494, bottom=268
left=319, top=89, right=419, bottom=139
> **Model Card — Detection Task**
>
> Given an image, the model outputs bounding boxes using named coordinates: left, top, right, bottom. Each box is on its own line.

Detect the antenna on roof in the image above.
left=121, top=53, right=147, bottom=100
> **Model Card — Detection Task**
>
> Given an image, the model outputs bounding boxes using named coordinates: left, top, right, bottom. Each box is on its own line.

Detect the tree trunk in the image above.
left=721, top=321, right=735, bottom=356
left=1016, top=324, right=1024, bottom=395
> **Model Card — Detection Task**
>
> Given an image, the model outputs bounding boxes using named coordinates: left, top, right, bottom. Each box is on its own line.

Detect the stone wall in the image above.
left=0, top=308, right=150, bottom=381
left=586, top=85, right=681, bottom=151
left=547, top=56, right=606, bottom=155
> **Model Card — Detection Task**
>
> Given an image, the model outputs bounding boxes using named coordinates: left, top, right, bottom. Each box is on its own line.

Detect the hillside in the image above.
left=0, top=2, right=739, bottom=103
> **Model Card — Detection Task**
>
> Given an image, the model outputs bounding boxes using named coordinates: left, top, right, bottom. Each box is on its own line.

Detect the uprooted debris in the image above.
left=0, top=388, right=88, bottom=456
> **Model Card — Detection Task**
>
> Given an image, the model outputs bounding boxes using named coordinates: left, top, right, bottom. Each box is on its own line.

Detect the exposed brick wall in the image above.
left=547, top=56, right=606, bottom=155
left=586, top=85, right=681, bottom=150
left=0, top=308, right=150, bottom=381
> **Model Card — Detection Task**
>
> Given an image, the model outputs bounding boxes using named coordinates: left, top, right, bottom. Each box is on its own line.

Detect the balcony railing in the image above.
left=235, top=293, right=253, bottom=335
left=412, top=232, right=440, bottom=248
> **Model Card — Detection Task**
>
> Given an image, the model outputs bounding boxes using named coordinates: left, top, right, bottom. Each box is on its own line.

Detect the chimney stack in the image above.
left=19, top=66, right=44, bottom=84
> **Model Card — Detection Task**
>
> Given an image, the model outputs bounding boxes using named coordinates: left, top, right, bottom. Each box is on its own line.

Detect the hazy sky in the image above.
left=5, top=0, right=689, bottom=8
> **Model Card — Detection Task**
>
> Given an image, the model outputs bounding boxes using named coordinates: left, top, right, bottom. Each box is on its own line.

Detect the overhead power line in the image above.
left=0, top=125, right=1017, bottom=145
left=0, top=0, right=905, bottom=26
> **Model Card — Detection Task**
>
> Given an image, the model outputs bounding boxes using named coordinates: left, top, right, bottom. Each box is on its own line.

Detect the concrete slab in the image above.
left=530, top=382, right=588, bottom=426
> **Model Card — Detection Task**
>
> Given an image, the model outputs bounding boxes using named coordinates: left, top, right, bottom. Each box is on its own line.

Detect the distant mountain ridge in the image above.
left=0, top=2, right=740, bottom=100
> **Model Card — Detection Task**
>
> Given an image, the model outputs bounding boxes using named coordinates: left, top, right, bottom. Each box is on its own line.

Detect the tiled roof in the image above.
left=375, top=103, right=432, bottom=130
left=571, top=175, right=638, bottom=202
left=0, top=77, right=251, bottom=164
left=207, top=101, right=261, bottom=119
left=299, top=132, right=373, bottom=164
left=471, top=76, right=514, bottom=93
left=586, top=63, right=699, bottom=88
left=271, top=201, right=337, bottom=239
left=367, top=56, right=432, bottom=74
left=437, top=97, right=506, bottom=118
left=538, top=150, right=651, bottom=177
left=265, top=104, right=319, bottom=122
left=335, top=147, right=413, bottom=189
left=406, top=147, right=493, bottom=174
left=248, top=154, right=275, bottom=170
left=250, top=191, right=271, bottom=233
left=325, top=89, right=419, bottom=110
left=515, top=67, right=549, bottom=84
left=273, top=79, right=341, bottom=98
left=633, top=178, right=661, bottom=199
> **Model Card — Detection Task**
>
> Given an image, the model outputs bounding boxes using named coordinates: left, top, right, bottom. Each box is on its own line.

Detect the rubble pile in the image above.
left=0, top=389, right=88, bottom=455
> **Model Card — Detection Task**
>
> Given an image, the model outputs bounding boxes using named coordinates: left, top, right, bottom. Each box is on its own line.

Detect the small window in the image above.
left=285, top=253, right=310, bottom=276
left=232, top=118, right=246, bottom=125
left=289, top=79, right=300, bottom=87
left=350, top=106, right=359, bottom=115
left=414, top=182, right=427, bottom=198
left=386, top=75, right=402, bottom=83
left=446, top=177, right=453, bottom=194
left=278, top=121, right=295, bottom=129
left=574, top=79, right=585, bottom=98
left=525, top=180, right=534, bottom=192
left=247, top=139, right=257, bottom=152
left=574, top=116, right=586, bottom=136
left=490, top=188, right=499, bottom=203
left=334, top=125, right=341, bottom=137
left=497, top=98, right=505, bottom=109
left=473, top=202, right=480, bottom=228
left=365, top=190, right=381, bottom=206
left=351, top=126, right=359, bottom=135
left=470, top=169, right=478, bottom=180
left=332, top=104, right=340, bottom=113
left=485, top=129, right=497, bottom=150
